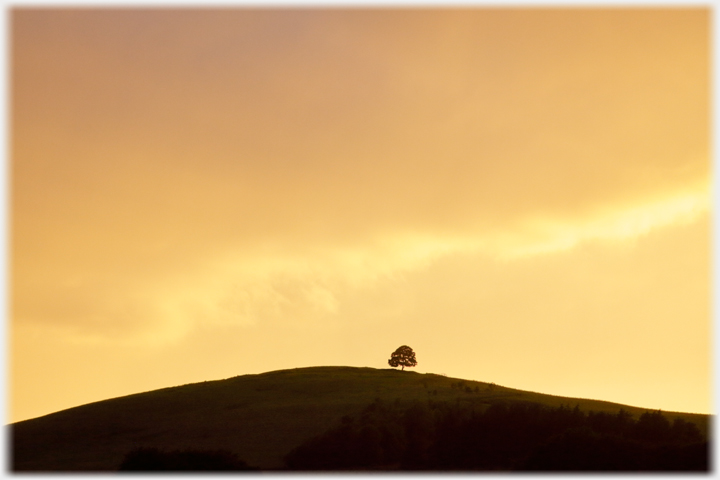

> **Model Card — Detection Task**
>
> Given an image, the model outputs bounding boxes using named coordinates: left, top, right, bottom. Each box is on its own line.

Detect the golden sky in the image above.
left=10, top=8, right=710, bottom=423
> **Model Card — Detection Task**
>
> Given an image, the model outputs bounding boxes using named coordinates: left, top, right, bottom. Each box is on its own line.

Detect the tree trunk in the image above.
left=401, top=365, right=404, bottom=370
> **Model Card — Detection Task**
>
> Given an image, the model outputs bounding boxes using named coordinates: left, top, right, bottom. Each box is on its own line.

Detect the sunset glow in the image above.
left=10, top=7, right=710, bottom=422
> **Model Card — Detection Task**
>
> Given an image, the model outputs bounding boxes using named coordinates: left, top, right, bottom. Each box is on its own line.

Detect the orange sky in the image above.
left=9, top=8, right=710, bottom=423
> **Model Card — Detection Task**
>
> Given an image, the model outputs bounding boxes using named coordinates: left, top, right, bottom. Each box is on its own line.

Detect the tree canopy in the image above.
left=388, top=345, right=417, bottom=371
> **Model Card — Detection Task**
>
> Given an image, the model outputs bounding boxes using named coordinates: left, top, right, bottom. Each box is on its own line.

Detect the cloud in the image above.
left=11, top=9, right=708, bottom=347
left=13, top=174, right=707, bottom=348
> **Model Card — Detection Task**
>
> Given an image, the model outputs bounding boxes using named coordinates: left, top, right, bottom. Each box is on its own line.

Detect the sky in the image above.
left=9, top=7, right=710, bottom=423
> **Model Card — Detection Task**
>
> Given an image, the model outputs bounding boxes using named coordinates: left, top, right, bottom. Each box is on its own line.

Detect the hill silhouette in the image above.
left=10, top=366, right=710, bottom=471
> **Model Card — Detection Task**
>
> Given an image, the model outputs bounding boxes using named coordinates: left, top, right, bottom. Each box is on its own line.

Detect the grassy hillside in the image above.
left=11, top=366, right=710, bottom=471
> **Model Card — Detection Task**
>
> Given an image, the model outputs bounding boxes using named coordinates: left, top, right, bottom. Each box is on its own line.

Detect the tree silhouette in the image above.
left=388, top=345, right=417, bottom=371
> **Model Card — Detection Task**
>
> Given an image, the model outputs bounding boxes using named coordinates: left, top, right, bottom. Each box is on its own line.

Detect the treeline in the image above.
left=284, top=399, right=708, bottom=471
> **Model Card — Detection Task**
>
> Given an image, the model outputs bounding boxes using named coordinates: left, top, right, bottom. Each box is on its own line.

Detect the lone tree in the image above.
left=388, top=345, right=417, bottom=371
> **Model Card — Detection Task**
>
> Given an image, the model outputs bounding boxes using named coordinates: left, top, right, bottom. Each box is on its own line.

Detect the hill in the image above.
left=10, top=366, right=710, bottom=471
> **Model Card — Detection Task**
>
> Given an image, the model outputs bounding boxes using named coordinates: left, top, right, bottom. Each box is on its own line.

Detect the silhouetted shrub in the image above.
left=118, top=447, right=258, bottom=471
left=634, top=410, right=672, bottom=444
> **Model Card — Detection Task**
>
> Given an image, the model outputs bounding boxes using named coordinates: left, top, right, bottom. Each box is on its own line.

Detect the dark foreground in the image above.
left=118, top=400, right=708, bottom=472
